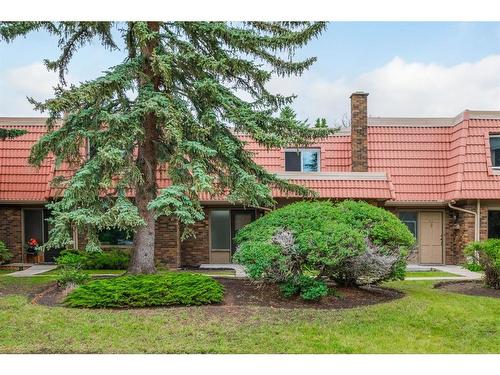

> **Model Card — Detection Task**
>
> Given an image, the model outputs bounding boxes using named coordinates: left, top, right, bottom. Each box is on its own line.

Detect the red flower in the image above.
left=28, top=238, right=38, bottom=247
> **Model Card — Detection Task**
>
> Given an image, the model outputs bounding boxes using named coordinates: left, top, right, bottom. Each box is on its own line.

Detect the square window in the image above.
left=284, top=149, right=320, bottom=172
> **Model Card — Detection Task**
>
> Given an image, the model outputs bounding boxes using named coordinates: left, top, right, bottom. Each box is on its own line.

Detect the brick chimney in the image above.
left=350, top=92, right=369, bottom=172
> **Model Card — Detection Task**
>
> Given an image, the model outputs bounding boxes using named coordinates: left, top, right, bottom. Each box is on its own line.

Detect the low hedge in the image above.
left=56, top=249, right=130, bottom=270
left=64, top=272, right=225, bottom=308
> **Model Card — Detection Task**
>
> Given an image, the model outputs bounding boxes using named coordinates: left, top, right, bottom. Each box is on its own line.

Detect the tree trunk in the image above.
left=128, top=117, right=158, bottom=273
left=128, top=22, right=160, bottom=274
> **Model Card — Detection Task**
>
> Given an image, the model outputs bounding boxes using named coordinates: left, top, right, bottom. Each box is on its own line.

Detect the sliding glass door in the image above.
left=209, top=209, right=255, bottom=264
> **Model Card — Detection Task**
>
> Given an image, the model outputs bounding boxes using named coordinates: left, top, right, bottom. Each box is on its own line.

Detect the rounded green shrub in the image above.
left=64, top=272, right=224, bottom=308
left=464, top=239, right=500, bottom=289
left=234, top=200, right=415, bottom=299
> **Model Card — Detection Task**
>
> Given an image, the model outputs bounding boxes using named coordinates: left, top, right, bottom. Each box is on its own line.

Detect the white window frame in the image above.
left=284, top=148, right=321, bottom=172
left=490, top=135, right=500, bottom=170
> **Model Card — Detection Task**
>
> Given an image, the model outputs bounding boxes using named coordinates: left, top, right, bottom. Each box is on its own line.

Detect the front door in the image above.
left=209, top=209, right=255, bottom=264
left=419, top=211, right=443, bottom=264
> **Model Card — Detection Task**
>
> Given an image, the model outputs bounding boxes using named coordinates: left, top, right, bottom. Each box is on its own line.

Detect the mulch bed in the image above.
left=435, top=280, right=500, bottom=298
left=34, top=277, right=404, bottom=310
left=216, top=278, right=403, bottom=309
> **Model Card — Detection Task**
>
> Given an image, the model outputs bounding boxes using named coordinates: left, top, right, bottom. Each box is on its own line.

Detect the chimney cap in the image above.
left=350, top=91, right=369, bottom=98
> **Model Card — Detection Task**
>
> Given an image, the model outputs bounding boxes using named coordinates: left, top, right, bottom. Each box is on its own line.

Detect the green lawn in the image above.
left=43, top=269, right=126, bottom=276
left=405, top=271, right=462, bottom=278
left=41, top=268, right=234, bottom=277
left=175, top=269, right=235, bottom=277
left=0, top=275, right=498, bottom=353
left=0, top=273, right=57, bottom=297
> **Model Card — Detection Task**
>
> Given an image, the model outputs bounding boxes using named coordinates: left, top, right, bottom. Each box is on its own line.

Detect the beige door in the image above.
left=419, top=211, right=443, bottom=264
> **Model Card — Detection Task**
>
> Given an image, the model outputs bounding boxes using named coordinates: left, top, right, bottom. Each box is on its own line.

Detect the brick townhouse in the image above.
left=1, top=92, right=500, bottom=267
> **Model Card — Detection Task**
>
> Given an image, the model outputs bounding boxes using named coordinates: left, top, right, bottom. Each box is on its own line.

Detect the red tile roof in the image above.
left=367, top=112, right=500, bottom=201
left=1, top=111, right=500, bottom=203
left=0, top=118, right=53, bottom=202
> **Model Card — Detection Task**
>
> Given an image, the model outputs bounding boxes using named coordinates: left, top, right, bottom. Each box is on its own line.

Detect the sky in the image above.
left=2, top=22, right=500, bottom=125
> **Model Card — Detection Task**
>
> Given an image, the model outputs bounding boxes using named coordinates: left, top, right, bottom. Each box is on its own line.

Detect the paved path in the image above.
left=200, top=263, right=247, bottom=278
left=405, top=265, right=482, bottom=281
left=7, top=265, right=57, bottom=277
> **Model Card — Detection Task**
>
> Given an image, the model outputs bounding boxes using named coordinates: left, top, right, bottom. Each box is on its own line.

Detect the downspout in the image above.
left=448, top=200, right=480, bottom=242
left=476, top=200, right=481, bottom=242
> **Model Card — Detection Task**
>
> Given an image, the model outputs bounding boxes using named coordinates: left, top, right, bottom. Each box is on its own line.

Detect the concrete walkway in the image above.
left=405, top=265, right=482, bottom=281
left=7, top=264, right=57, bottom=277
left=200, top=263, right=247, bottom=278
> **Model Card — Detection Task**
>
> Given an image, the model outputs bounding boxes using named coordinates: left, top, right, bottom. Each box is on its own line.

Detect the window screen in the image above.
left=399, top=211, right=418, bottom=239
left=210, top=210, right=231, bottom=250
left=285, top=151, right=301, bottom=171
left=491, top=137, right=500, bottom=168
left=488, top=211, right=500, bottom=238
left=302, top=150, right=319, bottom=172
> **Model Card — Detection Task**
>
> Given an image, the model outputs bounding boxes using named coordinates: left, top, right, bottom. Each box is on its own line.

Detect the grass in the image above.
left=0, top=277, right=498, bottom=353
left=43, top=268, right=126, bottom=276
left=176, top=269, right=235, bottom=277
left=405, top=271, right=462, bottom=278
left=0, top=273, right=56, bottom=297
left=43, top=268, right=234, bottom=277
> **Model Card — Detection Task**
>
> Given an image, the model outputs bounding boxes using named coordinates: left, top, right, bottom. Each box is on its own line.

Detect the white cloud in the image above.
left=5, top=55, right=500, bottom=123
left=0, top=62, right=76, bottom=116
left=268, top=55, right=500, bottom=125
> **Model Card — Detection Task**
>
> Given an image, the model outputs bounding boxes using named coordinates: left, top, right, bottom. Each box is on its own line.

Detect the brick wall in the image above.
left=445, top=202, right=483, bottom=264
left=350, top=92, right=369, bottom=172
left=155, top=215, right=181, bottom=268
left=0, top=206, right=23, bottom=262
left=181, top=210, right=210, bottom=267
left=479, top=205, right=489, bottom=241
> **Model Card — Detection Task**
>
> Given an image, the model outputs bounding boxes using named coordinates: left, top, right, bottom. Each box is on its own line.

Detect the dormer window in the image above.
left=491, top=135, right=500, bottom=169
left=284, top=149, right=320, bottom=172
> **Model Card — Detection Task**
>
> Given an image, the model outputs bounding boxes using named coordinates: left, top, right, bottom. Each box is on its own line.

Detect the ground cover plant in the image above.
left=464, top=239, right=500, bottom=289
left=234, top=200, right=415, bottom=300
left=64, top=272, right=224, bottom=308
